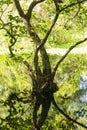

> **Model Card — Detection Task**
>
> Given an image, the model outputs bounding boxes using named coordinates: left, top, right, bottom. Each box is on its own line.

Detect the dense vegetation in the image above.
left=0, top=0, right=87, bottom=130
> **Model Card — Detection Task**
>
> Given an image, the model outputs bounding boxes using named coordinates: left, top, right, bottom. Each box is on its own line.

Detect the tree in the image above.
left=0, top=0, right=87, bottom=130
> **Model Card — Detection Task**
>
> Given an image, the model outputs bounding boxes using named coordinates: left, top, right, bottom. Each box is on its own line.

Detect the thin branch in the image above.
left=52, top=38, right=87, bottom=79
left=60, top=0, right=86, bottom=12
left=37, top=0, right=60, bottom=50
left=2, top=27, right=16, bottom=41
left=62, top=0, right=81, bottom=28
left=73, top=0, right=81, bottom=18
left=52, top=97, right=87, bottom=129
left=8, top=23, right=16, bottom=56
left=26, top=0, right=45, bottom=21
left=0, top=25, right=17, bottom=56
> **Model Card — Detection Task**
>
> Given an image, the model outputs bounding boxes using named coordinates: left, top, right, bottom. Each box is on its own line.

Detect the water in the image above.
left=79, top=74, right=87, bottom=102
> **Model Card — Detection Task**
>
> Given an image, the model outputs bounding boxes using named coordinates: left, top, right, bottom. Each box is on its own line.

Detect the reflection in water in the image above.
left=80, top=92, right=87, bottom=102
left=79, top=74, right=87, bottom=102
left=68, top=74, right=87, bottom=122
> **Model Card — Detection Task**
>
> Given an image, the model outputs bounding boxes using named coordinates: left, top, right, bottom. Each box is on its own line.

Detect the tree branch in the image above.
left=26, top=0, right=45, bottom=21
left=60, top=0, right=86, bottom=12
left=52, top=96, right=87, bottom=129
left=73, top=0, right=81, bottom=18
left=0, top=24, right=17, bottom=56
left=1, top=27, right=16, bottom=42
left=13, top=0, right=25, bottom=18
left=52, top=38, right=87, bottom=79
left=13, top=0, right=41, bottom=45
left=37, top=0, right=60, bottom=50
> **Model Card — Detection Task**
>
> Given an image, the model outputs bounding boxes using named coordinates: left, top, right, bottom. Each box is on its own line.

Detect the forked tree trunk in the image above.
left=13, top=0, right=87, bottom=130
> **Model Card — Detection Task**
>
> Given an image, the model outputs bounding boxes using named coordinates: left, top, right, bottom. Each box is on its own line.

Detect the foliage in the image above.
left=0, top=54, right=33, bottom=129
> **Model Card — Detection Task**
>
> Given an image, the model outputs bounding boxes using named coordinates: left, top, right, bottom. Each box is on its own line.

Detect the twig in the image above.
left=73, top=0, right=81, bottom=18
left=60, top=0, right=86, bottom=12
